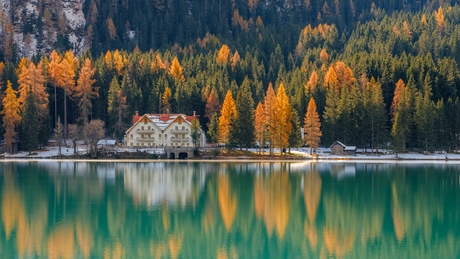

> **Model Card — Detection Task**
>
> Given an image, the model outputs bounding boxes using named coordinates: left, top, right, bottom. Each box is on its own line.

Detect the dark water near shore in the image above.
left=0, top=161, right=460, bottom=258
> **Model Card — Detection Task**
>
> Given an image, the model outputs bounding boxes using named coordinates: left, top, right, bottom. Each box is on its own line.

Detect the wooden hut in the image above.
left=330, top=141, right=357, bottom=156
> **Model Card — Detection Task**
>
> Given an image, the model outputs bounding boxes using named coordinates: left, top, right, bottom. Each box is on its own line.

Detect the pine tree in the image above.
left=323, top=85, right=340, bottom=145
left=206, top=112, right=219, bottom=147
left=288, top=109, right=302, bottom=153
left=169, top=57, right=184, bottom=81
left=73, top=58, right=98, bottom=141
left=254, top=102, right=265, bottom=154
left=233, top=78, right=255, bottom=152
left=191, top=117, right=202, bottom=147
left=369, top=79, right=387, bottom=153
left=219, top=90, right=237, bottom=148
left=304, top=97, right=322, bottom=154
left=1, top=81, right=21, bottom=153
left=21, top=91, right=38, bottom=154
left=392, top=111, right=405, bottom=157
left=415, top=75, right=434, bottom=153
left=272, top=83, right=292, bottom=155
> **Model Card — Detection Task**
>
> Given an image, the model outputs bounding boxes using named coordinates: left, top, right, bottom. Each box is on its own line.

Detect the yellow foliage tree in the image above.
left=169, top=56, right=184, bottom=81
left=218, top=90, right=237, bottom=145
left=105, top=50, right=113, bottom=68
left=18, top=62, right=48, bottom=112
left=324, top=65, right=338, bottom=90
left=73, top=58, right=98, bottom=139
left=107, top=18, right=117, bottom=40
left=59, top=58, right=76, bottom=137
left=254, top=102, right=265, bottom=154
left=306, top=70, right=318, bottom=92
left=1, top=81, right=21, bottom=153
left=304, top=98, right=322, bottom=154
left=162, top=87, right=172, bottom=113
left=217, top=44, right=230, bottom=64
left=272, top=83, right=292, bottom=155
left=435, top=6, right=445, bottom=33
left=264, top=83, right=276, bottom=155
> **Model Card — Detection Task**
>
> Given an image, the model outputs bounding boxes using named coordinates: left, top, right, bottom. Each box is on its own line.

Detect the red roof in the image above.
left=132, top=114, right=197, bottom=125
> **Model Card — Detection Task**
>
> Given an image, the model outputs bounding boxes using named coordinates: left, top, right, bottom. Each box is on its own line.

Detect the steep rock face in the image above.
left=2, top=0, right=86, bottom=57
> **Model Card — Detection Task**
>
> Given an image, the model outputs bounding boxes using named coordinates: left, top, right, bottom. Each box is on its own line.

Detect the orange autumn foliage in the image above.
left=219, top=90, right=237, bottom=144
left=218, top=174, right=237, bottom=231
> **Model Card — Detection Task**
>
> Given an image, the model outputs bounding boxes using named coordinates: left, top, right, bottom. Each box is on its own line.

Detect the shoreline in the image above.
left=2, top=157, right=460, bottom=163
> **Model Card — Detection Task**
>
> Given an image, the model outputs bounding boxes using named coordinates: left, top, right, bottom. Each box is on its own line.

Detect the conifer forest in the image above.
left=2, top=0, right=460, bottom=153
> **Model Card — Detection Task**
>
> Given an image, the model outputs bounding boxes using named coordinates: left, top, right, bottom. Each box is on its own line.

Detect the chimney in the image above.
left=193, top=111, right=196, bottom=117
left=135, top=111, right=138, bottom=116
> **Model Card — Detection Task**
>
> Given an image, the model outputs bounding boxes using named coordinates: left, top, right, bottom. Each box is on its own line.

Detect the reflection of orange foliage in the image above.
left=203, top=205, right=214, bottom=232
left=104, top=241, right=125, bottom=259
left=217, top=246, right=238, bottom=259
left=254, top=172, right=292, bottom=239
left=2, top=174, right=21, bottom=239
left=254, top=177, right=264, bottom=219
left=17, top=200, right=48, bottom=257
left=47, top=225, right=75, bottom=259
left=217, top=248, right=229, bottom=259
left=162, top=209, right=170, bottom=231
left=218, top=174, right=237, bottom=231
left=76, top=222, right=94, bottom=258
left=392, top=183, right=405, bottom=242
left=169, top=235, right=183, bottom=259
left=272, top=173, right=291, bottom=239
left=323, top=226, right=354, bottom=257
left=304, top=171, right=322, bottom=224
left=150, top=241, right=165, bottom=258
left=304, top=219, right=318, bottom=249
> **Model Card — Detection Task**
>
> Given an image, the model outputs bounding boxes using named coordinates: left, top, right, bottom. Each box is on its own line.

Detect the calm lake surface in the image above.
left=0, top=161, right=460, bottom=258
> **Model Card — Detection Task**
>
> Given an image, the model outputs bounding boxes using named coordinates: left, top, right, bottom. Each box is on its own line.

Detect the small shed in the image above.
left=330, top=141, right=357, bottom=156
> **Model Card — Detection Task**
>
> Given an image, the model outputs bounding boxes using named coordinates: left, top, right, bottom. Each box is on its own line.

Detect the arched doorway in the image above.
left=178, top=152, right=188, bottom=159
left=170, top=152, right=176, bottom=159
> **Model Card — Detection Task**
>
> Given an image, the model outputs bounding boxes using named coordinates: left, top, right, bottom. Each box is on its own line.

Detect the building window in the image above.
left=175, top=134, right=178, bottom=138
left=141, top=126, right=144, bottom=130
left=165, top=134, right=167, bottom=138
left=175, top=126, right=178, bottom=130
left=130, top=134, right=133, bottom=139
left=159, top=134, right=161, bottom=138
left=148, top=143, right=150, bottom=146
left=148, top=126, right=151, bottom=130
left=178, top=119, right=182, bottom=124
left=182, top=134, right=185, bottom=138
left=144, top=119, right=147, bottom=124
left=182, top=126, right=185, bottom=130
left=137, top=143, right=139, bottom=146
left=186, top=143, right=189, bottom=146
left=141, top=134, right=144, bottom=138
left=141, top=143, right=144, bottom=146
left=130, top=143, right=133, bottom=146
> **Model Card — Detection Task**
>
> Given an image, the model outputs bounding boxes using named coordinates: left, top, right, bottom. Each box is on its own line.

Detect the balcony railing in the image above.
left=170, top=129, right=189, bottom=134
left=136, top=137, right=155, bottom=142
left=170, top=137, right=189, bottom=142
left=137, top=128, right=155, bottom=134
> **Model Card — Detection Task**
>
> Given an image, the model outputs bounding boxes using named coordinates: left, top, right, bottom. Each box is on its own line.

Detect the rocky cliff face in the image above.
left=1, top=0, right=87, bottom=57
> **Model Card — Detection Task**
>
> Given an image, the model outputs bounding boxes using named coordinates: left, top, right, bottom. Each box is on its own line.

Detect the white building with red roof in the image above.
left=124, top=112, right=202, bottom=148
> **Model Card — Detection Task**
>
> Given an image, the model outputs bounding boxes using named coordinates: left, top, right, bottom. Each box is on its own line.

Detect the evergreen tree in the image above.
left=233, top=78, right=255, bottom=152
left=323, top=85, right=340, bottom=145
left=206, top=112, right=219, bottom=147
left=254, top=102, right=265, bottom=154
left=415, top=75, right=435, bottom=153
left=191, top=117, right=201, bottom=147
left=288, top=109, right=302, bottom=153
left=22, top=91, right=38, bottom=153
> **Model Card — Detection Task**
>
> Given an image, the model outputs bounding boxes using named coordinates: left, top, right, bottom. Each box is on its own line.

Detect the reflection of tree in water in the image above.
left=253, top=167, right=292, bottom=239
left=0, top=163, right=459, bottom=258
left=303, top=165, right=321, bottom=249
left=218, top=173, right=237, bottom=231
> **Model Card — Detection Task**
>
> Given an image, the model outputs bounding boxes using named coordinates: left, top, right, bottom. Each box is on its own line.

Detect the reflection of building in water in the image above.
left=123, top=163, right=207, bottom=209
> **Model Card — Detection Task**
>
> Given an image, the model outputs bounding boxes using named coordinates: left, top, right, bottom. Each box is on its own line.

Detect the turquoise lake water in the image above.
left=0, top=161, right=459, bottom=258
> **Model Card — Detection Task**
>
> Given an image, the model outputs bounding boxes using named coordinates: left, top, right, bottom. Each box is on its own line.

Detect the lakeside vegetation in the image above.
left=2, top=2, right=460, bottom=155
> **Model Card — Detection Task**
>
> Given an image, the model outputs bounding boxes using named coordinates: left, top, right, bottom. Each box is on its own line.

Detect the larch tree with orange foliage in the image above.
left=204, top=89, right=220, bottom=125
left=254, top=102, right=265, bottom=154
left=73, top=58, right=98, bottom=140
left=59, top=59, right=75, bottom=137
left=48, top=50, right=62, bottom=126
left=264, top=83, right=276, bottom=156
left=169, top=57, right=184, bottom=81
left=1, top=81, right=21, bottom=153
left=162, top=87, right=172, bottom=113
left=216, top=44, right=230, bottom=64
left=271, top=83, right=292, bottom=155
left=218, top=90, right=237, bottom=149
left=304, top=98, right=322, bottom=155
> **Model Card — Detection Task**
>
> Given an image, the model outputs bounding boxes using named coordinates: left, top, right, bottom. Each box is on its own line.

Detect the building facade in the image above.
left=124, top=112, right=202, bottom=148
left=330, top=141, right=357, bottom=156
